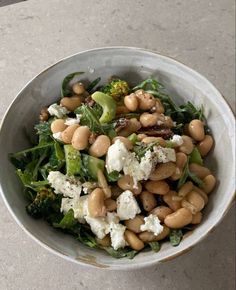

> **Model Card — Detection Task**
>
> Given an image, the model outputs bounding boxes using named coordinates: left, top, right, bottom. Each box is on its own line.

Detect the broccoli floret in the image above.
left=26, top=188, right=56, bottom=219
left=102, top=79, right=130, bottom=101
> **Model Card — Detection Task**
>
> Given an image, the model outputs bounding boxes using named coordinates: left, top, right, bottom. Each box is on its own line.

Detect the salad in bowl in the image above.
left=9, top=73, right=216, bottom=259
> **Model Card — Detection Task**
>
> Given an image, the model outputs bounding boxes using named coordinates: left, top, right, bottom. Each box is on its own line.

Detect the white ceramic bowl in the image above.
left=0, top=47, right=235, bottom=270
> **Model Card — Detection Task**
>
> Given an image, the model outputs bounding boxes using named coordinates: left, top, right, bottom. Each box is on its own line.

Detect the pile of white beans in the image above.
left=47, top=83, right=215, bottom=251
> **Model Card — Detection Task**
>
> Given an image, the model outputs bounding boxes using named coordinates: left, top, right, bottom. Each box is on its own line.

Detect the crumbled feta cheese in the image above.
left=153, top=146, right=176, bottom=163
left=140, top=214, right=164, bottom=236
left=106, top=140, right=129, bottom=173
left=52, top=132, right=62, bottom=141
left=73, top=195, right=89, bottom=223
left=82, top=182, right=98, bottom=194
left=85, top=216, right=110, bottom=239
left=107, top=212, right=119, bottom=224
left=47, top=103, right=69, bottom=118
left=64, top=114, right=81, bottom=126
left=109, top=222, right=127, bottom=250
left=170, top=135, right=183, bottom=146
left=60, top=197, right=74, bottom=213
left=116, top=190, right=141, bottom=220
left=47, top=171, right=81, bottom=198
left=123, top=150, right=157, bottom=187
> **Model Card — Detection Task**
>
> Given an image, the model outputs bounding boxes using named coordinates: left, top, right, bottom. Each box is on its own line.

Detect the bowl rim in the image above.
left=0, top=46, right=235, bottom=270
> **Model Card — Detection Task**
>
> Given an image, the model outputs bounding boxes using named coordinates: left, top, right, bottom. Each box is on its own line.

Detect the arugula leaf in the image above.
left=87, top=77, right=101, bottom=93
left=149, top=242, right=161, bottom=252
left=75, top=104, right=116, bottom=136
left=177, top=159, right=190, bottom=189
left=133, top=78, right=163, bottom=91
left=75, top=104, right=103, bottom=133
left=178, top=156, right=204, bottom=189
left=103, top=247, right=137, bottom=259
left=61, top=72, right=84, bottom=97
left=169, top=230, right=183, bottom=246
left=34, top=120, right=53, bottom=145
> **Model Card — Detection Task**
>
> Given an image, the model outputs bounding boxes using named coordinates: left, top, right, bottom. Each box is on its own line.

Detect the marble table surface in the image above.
left=0, top=1, right=235, bottom=289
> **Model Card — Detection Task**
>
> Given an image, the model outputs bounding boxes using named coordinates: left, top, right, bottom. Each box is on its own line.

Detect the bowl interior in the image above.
left=0, top=47, right=235, bottom=269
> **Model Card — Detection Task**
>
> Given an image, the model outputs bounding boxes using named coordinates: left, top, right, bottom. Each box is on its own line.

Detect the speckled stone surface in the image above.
left=0, top=1, right=235, bottom=289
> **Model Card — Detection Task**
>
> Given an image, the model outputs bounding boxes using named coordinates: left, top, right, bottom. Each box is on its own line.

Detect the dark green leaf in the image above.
left=178, top=156, right=204, bottom=189
left=169, top=230, right=183, bottom=246
left=87, top=77, right=101, bottom=93
left=34, top=121, right=53, bottom=145
left=149, top=242, right=161, bottom=252
left=61, top=72, right=84, bottom=97
left=75, top=104, right=104, bottom=134
left=53, top=209, right=77, bottom=229
left=77, top=231, right=98, bottom=248
left=103, top=247, right=137, bottom=259
left=177, top=157, right=190, bottom=189
left=188, top=171, right=204, bottom=187
left=75, top=104, right=116, bottom=136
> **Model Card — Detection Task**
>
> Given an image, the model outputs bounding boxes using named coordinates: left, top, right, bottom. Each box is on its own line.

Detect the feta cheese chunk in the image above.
left=140, top=214, right=164, bottom=236
left=60, top=197, right=74, bottom=213
left=106, top=212, right=119, bottom=224
left=153, top=146, right=176, bottom=163
left=73, top=195, right=89, bottom=223
left=170, top=135, right=183, bottom=146
left=47, top=171, right=81, bottom=198
left=52, top=132, right=62, bottom=141
left=85, top=216, right=110, bottom=239
left=117, top=190, right=141, bottom=220
left=64, top=114, right=81, bottom=126
left=48, top=103, right=69, bottom=118
left=109, top=222, right=127, bottom=250
left=123, top=150, right=157, bottom=187
left=106, top=140, right=129, bottom=173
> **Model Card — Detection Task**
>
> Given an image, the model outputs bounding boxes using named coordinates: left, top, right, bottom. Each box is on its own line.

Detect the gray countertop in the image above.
left=0, top=1, right=235, bottom=289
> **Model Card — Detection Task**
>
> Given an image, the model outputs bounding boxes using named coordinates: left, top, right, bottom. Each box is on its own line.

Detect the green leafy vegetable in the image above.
left=178, top=156, right=204, bottom=189
left=53, top=209, right=77, bottom=229
left=61, top=72, right=84, bottom=97
left=106, top=171, right=120, bottom=182
left=75, top=104, right=116, bottom=135
left=103, top=247, right=137, bottom=259
left=34, top=121, right=53, bottom=145
left=149, top=242, right=161, bottom=252
left=87, top=77, right=101, bottom=93
left=169, top=230, right=183, bottom=246
left=189, top=147, right=203, bottom=165
left=77, top=230, right=98, bottom=248
left=132, top=78, right=163, bottom=91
